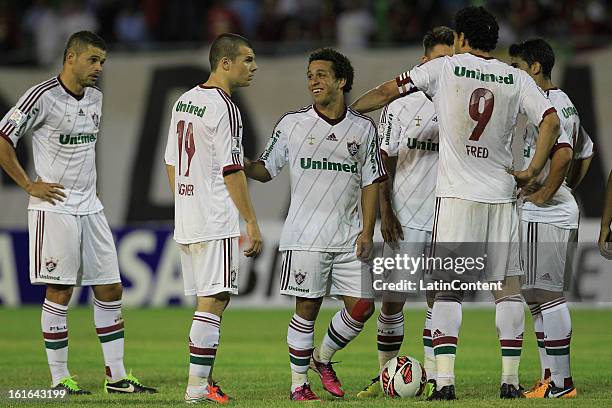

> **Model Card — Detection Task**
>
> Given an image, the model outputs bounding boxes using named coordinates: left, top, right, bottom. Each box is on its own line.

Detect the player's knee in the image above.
left=349, top=299, right=374, bottom=322
left=46, top=284, right=73, bottom=306
left=434, top=290, right=463, bottom=303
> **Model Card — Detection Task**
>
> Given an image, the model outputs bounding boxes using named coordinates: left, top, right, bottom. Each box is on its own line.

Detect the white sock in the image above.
left=93, top=298, right=126, bottom=381
left=377, top=311, right=404, bottom=369
left=423, top=307, right=436, bottom=381
left=42, top=299, right=70, bottom=386
left=496, top=295, right=524, bottom=387
left=541, top=298, right=572, bottom=389
left=528, top=303, right=550, bottom=380
left=432, top=300, right=462, bottom=389
left=317, top=308, right=364, bottom=363
left=287, top=314, right=314, bottom=392
left=187, top=312, right=220, bottom=393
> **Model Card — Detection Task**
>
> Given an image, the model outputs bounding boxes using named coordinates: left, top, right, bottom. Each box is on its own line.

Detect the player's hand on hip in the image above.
left=380, top=210, right=403, bottom=249
left=356, top=233, right=373, bottom=261
left=511, top=167, right=535, bottom=187
left=244, top=220, right=262, bottom=257
left=599, top=226, right=612, bottom=260
left=26, top=179, right=66, bottom=205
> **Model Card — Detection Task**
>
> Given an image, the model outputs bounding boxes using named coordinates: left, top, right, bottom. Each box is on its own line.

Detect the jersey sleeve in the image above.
left=396, top=57, right=445, bottom=98
left=258, top=116, right=290, bottom=178
left=361, top=121, right=388, bottom=188
left=379, top=103, right=401, bottom=157
left=0, top=86, right=47, bottom=148
left=573, top=125, right=594, bottom=159
left=518, top=73, right=556, bottom=127
left=549, top=120, right=574, bottom=158
left=164, top=111, right=177, bottom=166
left=215, top=108, right=244, bottom=175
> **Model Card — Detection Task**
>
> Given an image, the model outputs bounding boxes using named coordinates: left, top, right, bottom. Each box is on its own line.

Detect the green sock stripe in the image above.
left=98, top=330, right=124, bottom=343
left=289, top=355, right=310, bottom=366
left=433, top=345, right=456, bottom=355
left=546, top=347, right=570, bottom=356
left=423, top=339, right=433, bottom=347
left=537, top=341, right=545, bottom=348
left=377, top=343, right=402, bottom=352
left=502, top=348, right=522, bottom=356
left=45, top=340, right=68, bottom=350
left=327, top=329, right=347, bottom=349
left=190, top=356, right=215, bottom=366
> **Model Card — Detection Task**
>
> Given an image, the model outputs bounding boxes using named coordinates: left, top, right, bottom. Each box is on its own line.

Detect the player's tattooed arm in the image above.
left=356, top=183, right=379, bottom=260
left=243, top=157, right=272, bottom=182
left=379, top=154, right=404, bottom=247
left=599, top=169, right=612, bottom=259
left=224, top=170, right=262, bottom=257
left=351, top=79, right=400, bottom=114
left=524, top=146, right=572, bottom=205
left=0, top=137, right=65, bottom=204
left=513, top=112, right=561, bottom=186
left=165, top=164, right=176, bottom=195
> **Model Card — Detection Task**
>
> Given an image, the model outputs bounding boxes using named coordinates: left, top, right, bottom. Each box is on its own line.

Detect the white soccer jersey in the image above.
left=396, top=53, right=556, bottom=203
left=0, top=76, right=104, bottom=214
left=380, top=91, right=438, bottom=231
left=521, top=88, right=580, bottom=229
left=259, top=105, right=387, bottom=252
left=164, top=86, right=244, bottom=244
left=573, top=124, right=594, bottom=160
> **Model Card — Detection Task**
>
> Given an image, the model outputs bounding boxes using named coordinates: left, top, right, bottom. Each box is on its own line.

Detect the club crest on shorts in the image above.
left=45, top=257, right=58, bottom=273
left=91, top=112, right=100, bottom=128
left=347, top=140, right=360, bottom=157
left=294, top=269, right=306, bottom=285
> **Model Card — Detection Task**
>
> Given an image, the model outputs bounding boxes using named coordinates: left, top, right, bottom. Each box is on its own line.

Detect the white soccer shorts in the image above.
left=179, top=237, right=239, bottom=297
left=521, top=221, right=577, bottom=292
left=431, top=197, right=522, bottom=282
left=28, top=210, right=121, bottom=286
left=279, top=250, right=374, bottom=299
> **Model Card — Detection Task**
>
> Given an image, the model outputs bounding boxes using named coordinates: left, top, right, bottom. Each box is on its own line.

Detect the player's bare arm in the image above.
left=378, top=154, right=403, bottom=246
left=351, top=79, right=400, bottom=114
left=513, top=112, right=560, bottom=186
left=566, top=155, right=593, bottom=191
left=224, top=170, right=262, bottom=257
left=524, top=147, right=572, bottom=205
left=165, top=164, right=176, bottom=195
left=0, top=137, right=65, bottom=204
left=243, top=157, right=272, bottom=182
left=356, top=183, right=378, bottom=260
left=599, top=169, right=612, bottom=259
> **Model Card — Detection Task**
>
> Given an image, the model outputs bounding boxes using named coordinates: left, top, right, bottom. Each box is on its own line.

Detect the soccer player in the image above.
left=356, top=26, right=455, bottom=399
left=245, top=48, right=387, bottom=401
left=0, top=31, right=156, bottom=395
left=351, top=7, right=561, bottom=400
left=599, top=170, right=612, bottom=259
left=164, top=33, right=262, bottom=404
left=510, top=38, right=594, bottom=398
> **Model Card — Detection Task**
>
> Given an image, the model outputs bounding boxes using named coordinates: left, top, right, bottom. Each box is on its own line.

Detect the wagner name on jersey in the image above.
left=395, top=53, right=556, bottom=203
left=0, top=76, right=104, bottom=215
left=164, top=85, right=244, bottom=244
left=259, top=106, right=387, bottom=252
left=380, top=91, right=438, bottom=231
left=521, top=88, right=585, bottom=229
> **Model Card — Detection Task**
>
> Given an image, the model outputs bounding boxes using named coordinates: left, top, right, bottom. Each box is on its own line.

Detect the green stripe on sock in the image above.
left=433, top=345, right=456, bottom=355
left=190, top=356, right=215, bottom=366
left=423, top=339, right=433, bottom=347
left=546, top=347, right=570, bottom=356
left=98, top=330, right=124, bottom=343
left=45, top=340, right=68, bottom=350
left=377, top=343, right=402, bottom=352
left=327, top=329, right=347, bottom=348
left=502, top=348, right=522, bottom=356
left=537, top=341, right=545, bottom=348
left=289, top=355, right=310, bottom=366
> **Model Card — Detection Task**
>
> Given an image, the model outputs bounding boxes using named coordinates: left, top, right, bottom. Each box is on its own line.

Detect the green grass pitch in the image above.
left=1, top=307, right=611, bottom=407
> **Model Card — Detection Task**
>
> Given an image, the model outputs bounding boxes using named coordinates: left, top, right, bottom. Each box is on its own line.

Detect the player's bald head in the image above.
left=63, top=31, right=107, bottom=62
left=209, top=33, right=253, bottom=72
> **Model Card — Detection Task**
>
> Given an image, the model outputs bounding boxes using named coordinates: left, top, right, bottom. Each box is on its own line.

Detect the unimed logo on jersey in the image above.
left=454, top=66, right=514, bottom=84
left=300, top=157, right=357, bottom=174
left=175, top=100, right=206, bottom=117
left=59, top=133, right=97, bottom=145
left=407, top=138, right=439, bottom=152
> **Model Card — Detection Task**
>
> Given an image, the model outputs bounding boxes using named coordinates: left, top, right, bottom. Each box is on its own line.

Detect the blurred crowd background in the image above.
left=1, top=0, right=610, bottom=66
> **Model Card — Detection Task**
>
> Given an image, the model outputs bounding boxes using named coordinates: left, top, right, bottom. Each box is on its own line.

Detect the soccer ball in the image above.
left=379, top=355, right=426, bottom=398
